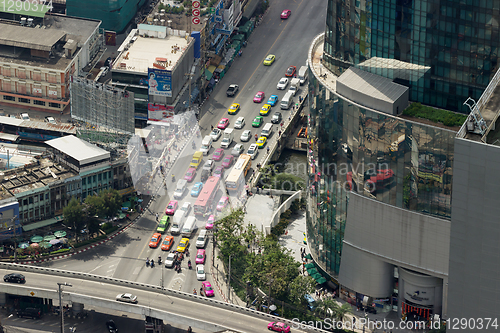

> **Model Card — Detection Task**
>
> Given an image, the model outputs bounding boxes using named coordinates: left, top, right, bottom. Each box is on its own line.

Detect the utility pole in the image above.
left=227, top=255, right=231, bottom=303
left=57, top=282, right=72, bottom=333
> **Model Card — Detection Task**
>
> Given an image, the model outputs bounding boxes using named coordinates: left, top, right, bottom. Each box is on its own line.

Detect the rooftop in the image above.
left=0, top=14, right=100, bottom=70
left=0, top=116, right=76, bottom=135
left=45, top=135, right=110, bottom=165
left=112, top=28, right=191, bottom=74
left=0, top=158, right=77, bottom=200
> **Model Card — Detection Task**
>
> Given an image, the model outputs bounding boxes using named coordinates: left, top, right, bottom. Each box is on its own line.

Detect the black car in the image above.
left=106, top=319, right=118, bottom=332
left=4, top=273, right=25, bottom=283
left=17, top=307, right=42, bottom=319
left=201, top=169, right=211, bottom=182
left=226, top=84, right=239, bottom=97
left=271, top=112, right=282, bottom=124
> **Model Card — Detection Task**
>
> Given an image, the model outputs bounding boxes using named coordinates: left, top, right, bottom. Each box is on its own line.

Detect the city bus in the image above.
left=194, top=176, right=220, bottom=216
left=225, top=154, right=251, bottom=193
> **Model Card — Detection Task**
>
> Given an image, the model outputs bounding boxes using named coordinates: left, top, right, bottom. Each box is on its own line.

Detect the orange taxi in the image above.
left=149, top=233, right=162, bottom=248
left=161, top=235, right=174, bottom=251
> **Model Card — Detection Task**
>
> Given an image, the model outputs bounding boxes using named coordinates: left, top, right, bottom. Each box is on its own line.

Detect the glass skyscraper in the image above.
left=322, top=0, right=500, bottom=113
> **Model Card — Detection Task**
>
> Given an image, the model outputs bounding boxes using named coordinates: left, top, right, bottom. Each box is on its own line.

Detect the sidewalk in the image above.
left=210, top=246, right=246, bottom=307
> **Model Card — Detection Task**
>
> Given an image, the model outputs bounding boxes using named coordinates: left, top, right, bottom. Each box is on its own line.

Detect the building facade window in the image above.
left=18, top=97, right=30, bottom=103
left=3, top=95, right=15, bottom=101
left=33, top=100, right=45, bottom=106
left=48, top=102, right=61, bottom=108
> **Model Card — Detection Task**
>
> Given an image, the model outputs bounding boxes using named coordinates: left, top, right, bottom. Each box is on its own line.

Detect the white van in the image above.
left=173, top=179, right=188, bottom=199
left=196, top=229, right=208, bottom=248
left=200, top=135, right=213, bottom=155
left=181, top=216, right=196, bottom=237
left=298, top=65, right=308, bottom=85
left=261, top=123, right=273, bottom=137
left=280, top=92, right=293, bottom=110
left=171, top=211, right=184, bottom=235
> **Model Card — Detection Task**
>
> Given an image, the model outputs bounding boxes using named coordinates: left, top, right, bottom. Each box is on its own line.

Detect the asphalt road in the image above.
left=21, top=0, right=328, bottom=330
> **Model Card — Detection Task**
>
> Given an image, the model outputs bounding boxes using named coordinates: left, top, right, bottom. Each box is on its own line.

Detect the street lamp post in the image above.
left=57, top=282, right=72, bottom=333
left=227, top=254, right=232, bottom=303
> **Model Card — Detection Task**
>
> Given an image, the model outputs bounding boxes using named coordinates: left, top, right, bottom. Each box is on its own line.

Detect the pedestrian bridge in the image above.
left=0, top=263, right=329, bottom=333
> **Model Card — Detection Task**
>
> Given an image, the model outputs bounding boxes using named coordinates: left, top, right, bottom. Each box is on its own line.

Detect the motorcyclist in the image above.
left=158, top=256, right=162, bottom=264
left=146, top=258, right=150, bottom=266
left=150, top=260, right=155, bottom=268
left=188, top=259, right=192, bottom=269
left=193, top=288, right=197, bottom=295
left=171, top=174, right=175, bottom=182
left=192, top=141, right=196, bottom=149
left=255, top=134, right=258, bottom=141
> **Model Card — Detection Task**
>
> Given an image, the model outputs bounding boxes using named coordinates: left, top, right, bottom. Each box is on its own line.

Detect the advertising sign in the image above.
left=148, top=103, right=174, bottom=121
left=148, top=68, right=172, bottom=97
left=192, top=0, right=200, bottom=24
left=105, top=31, right=117, bottom=46
left=32, top=87, right=42, bottom=94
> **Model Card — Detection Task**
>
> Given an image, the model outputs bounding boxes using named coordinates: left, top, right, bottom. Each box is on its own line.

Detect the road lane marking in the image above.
left=233, top=0, right=305, bottom=101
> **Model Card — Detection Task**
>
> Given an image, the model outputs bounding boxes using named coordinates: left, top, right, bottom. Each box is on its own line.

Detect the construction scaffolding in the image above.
left=70, top=76, right=135, bottom=146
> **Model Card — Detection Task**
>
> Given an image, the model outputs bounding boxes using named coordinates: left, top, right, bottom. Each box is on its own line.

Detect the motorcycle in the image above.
left=146, top=259, right=150, bottom=267
left=188, top=260, right=192, bottom=269
left=171, top=175, right=175, bottom=183
left=192, top=142, right=196, bottom=149
left=150, top=260, right=155, bottom=268
left=158, top=257, right=162, bottom=265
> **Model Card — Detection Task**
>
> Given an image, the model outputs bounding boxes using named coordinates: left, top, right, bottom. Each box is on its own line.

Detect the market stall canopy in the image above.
left=30, top=235, right=43, bottom=243
left=18, top=243, right=29, bottom=249
left=30, top=243, right=39, bottom=248
left=304, top=263, right=315, bottom=269
left=54, top=231, right=67, bottom=238
left=49, top=239, right=60, bottom=245
left=304, top=253, right=313, bottom=260
left=39, top=242, right=52, bottom=249
left=316, top=277, right=327, bottom=284
left=43, top=235, right=56, bottom=241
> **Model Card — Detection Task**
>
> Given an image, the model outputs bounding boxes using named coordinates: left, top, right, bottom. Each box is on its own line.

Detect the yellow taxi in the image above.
left=227, top=103, right=240, bottom=115
left=256, top=136, right=267, bottom=148
left=259, top=104, right=271, bottom=116
left=263, top=54, right=275, bottom=65
left=177, top=237, right=190, bottom=252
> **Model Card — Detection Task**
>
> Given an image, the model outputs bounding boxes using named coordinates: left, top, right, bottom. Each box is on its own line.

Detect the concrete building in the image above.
left=0, top=135, right=131, bottom=235
left=111, top=24, right=194, bottom=126
left=0, top=12, right=103, bottom=113
left=306, top=0, right=500, bottom=323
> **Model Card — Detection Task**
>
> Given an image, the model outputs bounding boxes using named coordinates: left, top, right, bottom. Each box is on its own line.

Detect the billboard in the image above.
left=105, top=31, right=117, bottom=46
left=148, top=68, right=172, bottom=97
left=148, top=103, right=174, bottom=121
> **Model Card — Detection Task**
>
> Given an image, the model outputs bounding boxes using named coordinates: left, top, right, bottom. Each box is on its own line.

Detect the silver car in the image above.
left=240, top=130, right=252, bottom=142
left=165, top=252, right=177, bottom=268
left=210, top=128, right=221, bottom=141
left=116, top=293, right=138, bottom=303
left=179, top=202, right=191, bottom=216
left=235, top=117, right=245, bottom=129
left=231, top=144, right=244, bottom=156
left=247, top=144, right=259, bottom=159
left=197, top=264, right=206, bottom=280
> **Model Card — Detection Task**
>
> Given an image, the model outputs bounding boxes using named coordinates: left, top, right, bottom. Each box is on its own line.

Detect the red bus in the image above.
left=194, top=176, right=220, bottom=216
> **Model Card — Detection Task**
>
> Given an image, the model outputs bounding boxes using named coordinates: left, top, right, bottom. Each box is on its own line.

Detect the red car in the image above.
left=253, top=91, right=265, bottom=103
left=346, top=169, right=395, bottom=193
left=280, top=9, right=291, bottom=19
left=268, top=322, right=291, bottom=333
left=212, top=148, right=224, bottom=161
left=184, top=167, right=196, bottom=182
left=285, top=66, right=296, bottom=77
left=217, top=118, right=229, bottom=129
left=222, top=155, right=234, bottom=168
left=149, top=233, right=162, bottom=248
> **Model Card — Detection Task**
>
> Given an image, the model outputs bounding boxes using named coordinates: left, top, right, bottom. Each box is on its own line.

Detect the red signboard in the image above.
left=192, top=8, right=200, bottom=16
left=105, top=31, right=116, bottom=46
left=192, top=17, right=200, bottom=24
left=192, top=1, right=200, bottom=8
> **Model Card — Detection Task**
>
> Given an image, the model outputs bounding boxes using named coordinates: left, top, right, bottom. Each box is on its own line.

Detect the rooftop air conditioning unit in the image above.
left=20, top=17, right=27, bottom=26
left=27, top=18, right=34, bottom=27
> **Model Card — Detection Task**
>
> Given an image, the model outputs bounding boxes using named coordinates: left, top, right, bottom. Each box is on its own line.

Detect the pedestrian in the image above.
left=211, top=125, right=214, bottom=130
left=288, top=115, right=291, bottom=121
left=280, top=122, right=284, bottom=128
left=267, top=146, right=270, bottom=154
left=278, top=130, right=281, bottom=136
left=155, top=213, right=159, bottom=221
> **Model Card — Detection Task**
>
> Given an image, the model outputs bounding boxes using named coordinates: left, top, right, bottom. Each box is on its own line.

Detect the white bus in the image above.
left=225, top=154, right=251, bottom=193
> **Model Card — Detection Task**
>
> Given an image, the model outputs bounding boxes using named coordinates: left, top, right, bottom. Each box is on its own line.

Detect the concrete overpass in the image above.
left=0, top=263, right=330, bottom=333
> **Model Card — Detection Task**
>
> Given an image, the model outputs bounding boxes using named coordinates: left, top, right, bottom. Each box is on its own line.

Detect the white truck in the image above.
left=298, top=66, right=308, bottom=85
left=200, top=135, right=212, bottom=155
left=288, top=78, right=300, bottom=96
left=220, top=128, right=234, bottom=149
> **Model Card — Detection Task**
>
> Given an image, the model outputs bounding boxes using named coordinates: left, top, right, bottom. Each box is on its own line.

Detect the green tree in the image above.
left=315, top=298, right=339, bottom=319
left=63, top=197, right=85, bottom=234
left=335, top=302, right=353, bottom=322
left=87, top=216, right=101, bottom=237
left=289, top=275, right=316, bottom=305
left=100, top=189, right=122, bottom=218
left=84, top=194, right=104, bottom=217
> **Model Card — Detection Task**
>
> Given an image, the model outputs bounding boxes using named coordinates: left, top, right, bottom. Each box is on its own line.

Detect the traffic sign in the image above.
left=192, top=1, right=200, bottom=8
left=192, top=17, right=200, bottom=24
left=192, top=8, right=200, bottom=16
left=209, top=7, right=215, bottom=13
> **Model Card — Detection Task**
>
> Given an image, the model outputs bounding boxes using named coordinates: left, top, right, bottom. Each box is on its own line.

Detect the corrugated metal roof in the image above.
left=337, top=67, right=408, bottom=103
left=45, top=135, right=110, bottom=165
left=21, top=120, right=76, bottom=134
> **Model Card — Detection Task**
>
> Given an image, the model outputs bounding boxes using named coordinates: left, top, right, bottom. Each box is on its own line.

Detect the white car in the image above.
left=277, top=77, right=289, bottom=90
left=234, top=117, right=245, bottom=129
left=45, top=116, right=56, bottom=124
left=165, top=252, right=176, bottom=268
left=231, top=144, right=244, bottom=156
left=247, top=144, right=259, bottom=159
left=179, top=202, right=191, bottom=217
left=196, top=264, right=206, bottom=280
left=20, top=113, right=30, bottom=121
left=116, top=293, right=138, bottom=303
left=210, top=128, right=222, bottom=141
left=203, top=159, right=215, bottom=172
left=240, top=130, right=252, bottom=142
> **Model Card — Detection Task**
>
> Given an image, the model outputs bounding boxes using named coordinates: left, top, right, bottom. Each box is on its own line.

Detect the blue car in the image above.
left=191, top=182, right=203, bottom=197
left=267, top=95, right=279, bottom=106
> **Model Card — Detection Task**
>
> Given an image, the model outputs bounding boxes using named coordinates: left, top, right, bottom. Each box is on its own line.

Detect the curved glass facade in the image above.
left=323, top=0, right=500, bottom=113
left=306, top=66, right=456, bottom=277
